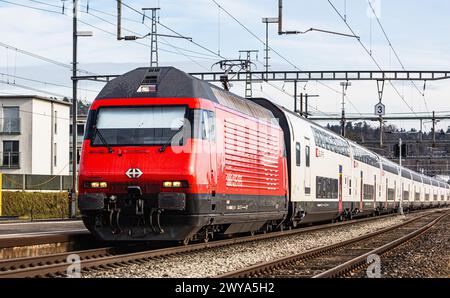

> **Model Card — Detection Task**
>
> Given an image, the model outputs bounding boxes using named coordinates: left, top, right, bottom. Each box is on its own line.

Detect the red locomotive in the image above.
left=78, top=67, right=288, bottom=242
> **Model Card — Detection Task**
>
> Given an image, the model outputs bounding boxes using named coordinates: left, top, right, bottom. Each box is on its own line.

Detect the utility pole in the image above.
left=239, top=50, right=258, bottom=98
left=304, top=94, right=319, bottom=118
left=293, top=80, right=298, bottom=113
left=117, top=3, right=190, bottom=66
left=71, top=0, right=78, bottom=219
left=379, top=117, right=383, bottom=148
left=299, top=92, right=303, bottom=116
left=304, top=93, right=308, bottom=118
left=288, top=79, right=306, bottom=115
left=399, top=138, right=404, bottom=215
left=278, top=0, right=283, bottom=35
left=71, top=0, right=92, bottom=218
left=340, top=82, right=351, bottom=137
left=117, top=0, right=122, bottom=40
left=143, top=7, right=160, bottom=67
left=432, top=111, right=436, bottom=147
left=262, top=17, right=278, bottom=79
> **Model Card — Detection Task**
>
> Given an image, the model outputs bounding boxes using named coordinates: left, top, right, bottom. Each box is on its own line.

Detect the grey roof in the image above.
left=96, top=67, right=218, bottom=101
left=0, top=95, right=72, bottom=106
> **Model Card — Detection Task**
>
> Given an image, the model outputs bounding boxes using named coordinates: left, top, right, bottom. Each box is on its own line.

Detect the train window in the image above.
left=202, top=110, right=210, bottom=140
left=363, top=184, right=374, bottom=201
left=316, top=176, right=338, bottom=199
left=349, top=179, right=352, bottom=195
left=403, top=191, right=410, bottom=201
left=415, top=192, right=420, bottom=201
left=198, top=110, right=216, bottom=141
left=388, top=189, right=395, bottom=201
left=305, top=146, right=310, bottom=167
left=296, top=143, right=301, bottom=167
left=207, top=111, right=216, bottom=141
left=311, top=127, right=349, bottom=157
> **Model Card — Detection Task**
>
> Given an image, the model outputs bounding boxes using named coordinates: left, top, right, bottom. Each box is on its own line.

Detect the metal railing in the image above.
left=0, top=118, right=21, bottom=134
left=0, top=152, right=20, bottom=169
left=1, top=173, right=72, bottom=191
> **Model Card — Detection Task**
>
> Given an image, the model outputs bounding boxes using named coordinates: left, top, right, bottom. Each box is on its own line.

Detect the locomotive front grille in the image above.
left=109, top=182, right=160, bottom=194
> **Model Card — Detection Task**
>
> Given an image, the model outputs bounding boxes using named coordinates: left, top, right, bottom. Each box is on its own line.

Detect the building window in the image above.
left=54, top=143, right=57, bottom=167
left=77, top=124, right=84, bottom=136
left=54, top=110, right=58, bottom=135
left=2, top=106, right=20, bottom=134
left=2, top=140, right=19, bottom=168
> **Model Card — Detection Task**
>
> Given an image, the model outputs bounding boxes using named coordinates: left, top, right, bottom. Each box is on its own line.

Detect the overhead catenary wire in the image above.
left=0, top=42, right=96, bottom=75
left=210, top=0, right=362, bottom=117
left=119, top=0, right=333, bottom=117
left=0, top=79, right=69, bottom=98
left=78, top=13, right=217, bottom=62
left=366, top=0, right=430, bottom=113
left=327, top=0, right=418, bottom=117
left=2, top=0, right=334, bottom=117
left=120, top=0, right=227, bottom=60
left=0, top=72, right=99, bottom=93
left=80, top=3, right=219, bottom=59
left=0, top=0, right=61, bottom=14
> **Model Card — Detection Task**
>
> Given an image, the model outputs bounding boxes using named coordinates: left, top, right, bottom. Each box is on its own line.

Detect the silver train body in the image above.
left=253, top=98, right=450, bottom=224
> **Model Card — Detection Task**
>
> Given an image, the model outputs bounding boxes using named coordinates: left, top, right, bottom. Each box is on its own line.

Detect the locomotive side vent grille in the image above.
left=224, top=119, right=281, bottom=191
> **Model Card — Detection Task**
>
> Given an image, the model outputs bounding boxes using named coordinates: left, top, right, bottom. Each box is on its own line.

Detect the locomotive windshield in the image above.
left=91, top=106, right=187, bottom=146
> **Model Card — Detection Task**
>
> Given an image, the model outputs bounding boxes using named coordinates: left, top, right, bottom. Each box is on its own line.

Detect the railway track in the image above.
left=217, top=210, right=449, bottom=278
left=0, top=212, right=408, bottom=278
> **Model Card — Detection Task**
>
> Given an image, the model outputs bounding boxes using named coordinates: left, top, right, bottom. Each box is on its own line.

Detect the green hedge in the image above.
left=2, top=191, right=70, bottom=219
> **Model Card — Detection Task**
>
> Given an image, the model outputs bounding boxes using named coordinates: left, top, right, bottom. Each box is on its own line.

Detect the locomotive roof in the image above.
left=95, top=66, right=276, bottom=121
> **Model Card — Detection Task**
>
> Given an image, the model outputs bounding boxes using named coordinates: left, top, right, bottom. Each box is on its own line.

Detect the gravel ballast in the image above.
left=376, top=213, right=450, bottom=278
left=84, top=214, right=414, bottom=278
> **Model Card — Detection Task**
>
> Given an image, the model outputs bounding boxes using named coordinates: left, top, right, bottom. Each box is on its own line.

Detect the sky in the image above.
left=1, top=0, right=450, bottom=132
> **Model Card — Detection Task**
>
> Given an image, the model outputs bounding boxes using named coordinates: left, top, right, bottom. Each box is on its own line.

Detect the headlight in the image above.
left=172, top=181, right=182, bottom=188
left=84, top=181, right=108, bottom=189
left=162, top=181, right=187, bottom=188
left=163, top=181, right=173, bottom=188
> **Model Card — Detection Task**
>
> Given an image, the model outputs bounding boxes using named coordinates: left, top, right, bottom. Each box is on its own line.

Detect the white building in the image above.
left=70, top=111, right=87, bottom=174
left=0, top=95, right=70, bottom=175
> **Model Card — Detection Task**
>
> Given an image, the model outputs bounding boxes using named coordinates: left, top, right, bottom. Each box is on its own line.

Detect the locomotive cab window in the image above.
left=296, top=142, right=301, bottom=166
left=91, top=105, right=187, bottom=146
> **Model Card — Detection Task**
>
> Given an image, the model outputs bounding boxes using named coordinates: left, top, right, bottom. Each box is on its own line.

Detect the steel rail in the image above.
left=313, top=211, right=449, bottom=278
left=217, top=210, right=447, bottom=278
left=0, top=230, right=90, bottom=249
left=0, top=212, right=406, bottom=278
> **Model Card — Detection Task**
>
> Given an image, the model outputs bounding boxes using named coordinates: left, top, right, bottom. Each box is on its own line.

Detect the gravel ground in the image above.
left=374, top=213, right=450, bottom=278
left=84, top=215, right=413, bottom=278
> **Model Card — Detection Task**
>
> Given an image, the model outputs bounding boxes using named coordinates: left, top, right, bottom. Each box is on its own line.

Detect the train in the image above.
left=78, top=67, right=449, bottom=243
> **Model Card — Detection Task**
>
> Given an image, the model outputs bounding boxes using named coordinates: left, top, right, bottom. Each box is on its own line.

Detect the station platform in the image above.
left=0, top=220, right=89, bottom=248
